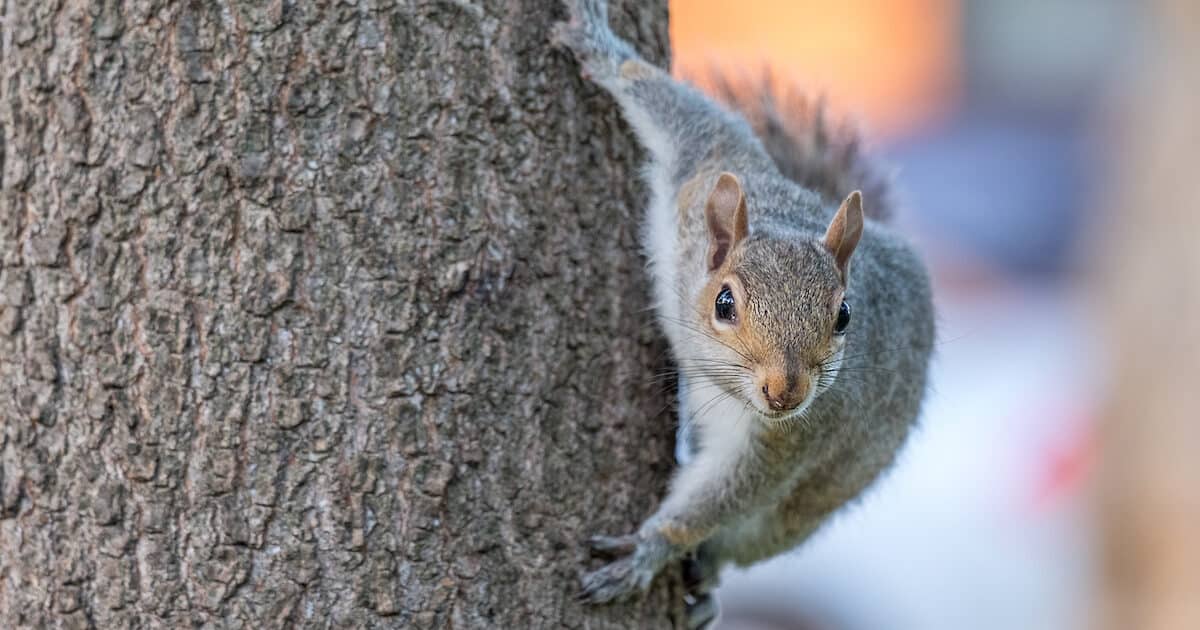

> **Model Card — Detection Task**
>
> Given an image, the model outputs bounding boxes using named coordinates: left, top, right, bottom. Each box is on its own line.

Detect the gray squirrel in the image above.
left=552, top=1, right=935, bottom=626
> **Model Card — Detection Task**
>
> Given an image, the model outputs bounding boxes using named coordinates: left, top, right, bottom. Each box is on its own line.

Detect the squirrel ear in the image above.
left=705, top=172, right=749, bottom=271
left=823, top=191, right=864, bottom=281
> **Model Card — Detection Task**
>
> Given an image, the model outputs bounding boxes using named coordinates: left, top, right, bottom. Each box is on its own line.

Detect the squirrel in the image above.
left=552, top=1, right=935, bottom=627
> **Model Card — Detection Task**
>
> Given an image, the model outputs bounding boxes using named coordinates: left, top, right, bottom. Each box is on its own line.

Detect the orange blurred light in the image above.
left=670, top=0, right=961, bottom=138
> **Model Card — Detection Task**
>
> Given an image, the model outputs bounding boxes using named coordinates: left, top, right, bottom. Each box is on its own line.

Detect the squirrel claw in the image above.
left=549, top=21, right=572, bottom=49
left=579, top=556, right=650, bottom=604
left=586, top=533, right=638, bottom=557
left=549, top=20, right=594, bottom=82
left=685, top=591, right=719, bottom=630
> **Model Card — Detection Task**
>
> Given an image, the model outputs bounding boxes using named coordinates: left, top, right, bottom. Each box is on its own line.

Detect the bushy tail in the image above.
left=705, top=74, right=893, bottom=222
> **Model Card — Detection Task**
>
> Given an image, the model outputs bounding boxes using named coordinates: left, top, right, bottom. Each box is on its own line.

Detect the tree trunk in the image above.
left=0, top=1, right=680, bottom=628
left=1095, top=1, right=1200, bottom=628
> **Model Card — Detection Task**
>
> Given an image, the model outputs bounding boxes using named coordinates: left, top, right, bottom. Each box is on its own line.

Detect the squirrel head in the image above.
left=692, top=173, right=863, bottom=423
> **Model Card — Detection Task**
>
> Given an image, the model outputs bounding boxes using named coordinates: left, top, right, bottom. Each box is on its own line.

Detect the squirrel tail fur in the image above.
left=705, top=74, right=894, bottom=222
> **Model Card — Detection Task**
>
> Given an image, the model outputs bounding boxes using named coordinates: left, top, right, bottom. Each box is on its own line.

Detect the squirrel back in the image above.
left=705, top=75, right=893, bottom=222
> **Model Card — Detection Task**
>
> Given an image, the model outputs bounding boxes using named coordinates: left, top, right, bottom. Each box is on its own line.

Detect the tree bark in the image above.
left=0, top=1, right=680, bottom=628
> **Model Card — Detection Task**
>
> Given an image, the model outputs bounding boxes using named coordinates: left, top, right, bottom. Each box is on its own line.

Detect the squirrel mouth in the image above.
left=757, top=407, right=794, bottom=421
left=753, top=398, right=812, bottom=423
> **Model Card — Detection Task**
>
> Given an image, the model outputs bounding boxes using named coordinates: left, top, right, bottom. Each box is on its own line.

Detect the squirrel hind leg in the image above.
left=682, top=549, right=723, bottom=629
left=683, top=590, right=720, bottom=630
left=682, top=547, right=722, bottom=594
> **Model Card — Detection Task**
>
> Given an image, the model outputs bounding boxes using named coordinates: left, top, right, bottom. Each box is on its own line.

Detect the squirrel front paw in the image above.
left=579, top=554, right=654, bottom=604
left=551, top=0, right=631, bottom=82
left=578, top=531, right=671, bottom=604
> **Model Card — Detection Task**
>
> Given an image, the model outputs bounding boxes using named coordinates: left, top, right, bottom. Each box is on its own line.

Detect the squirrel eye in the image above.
left=715, top=286, right=737, bottom=322
left=834, top=300, right=851, bottom=334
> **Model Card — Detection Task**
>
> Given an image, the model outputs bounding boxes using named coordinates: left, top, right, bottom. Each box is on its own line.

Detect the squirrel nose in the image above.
left=761, top=374, right=809, bottom=412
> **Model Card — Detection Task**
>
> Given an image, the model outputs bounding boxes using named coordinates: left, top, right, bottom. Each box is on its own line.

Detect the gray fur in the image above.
left=555, top=0, right=935, bottom=616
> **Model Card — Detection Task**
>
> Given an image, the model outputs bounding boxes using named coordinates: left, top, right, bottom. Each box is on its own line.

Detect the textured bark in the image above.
left=0, top=1, right=680, bottom=628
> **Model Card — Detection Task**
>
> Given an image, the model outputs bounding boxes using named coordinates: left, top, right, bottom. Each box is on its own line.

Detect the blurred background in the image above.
left=669, top=1, right=1200, bottom=629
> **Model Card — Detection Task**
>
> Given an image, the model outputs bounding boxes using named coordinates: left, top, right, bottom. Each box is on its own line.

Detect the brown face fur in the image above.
left=697, top=235, right=847, bottom=419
